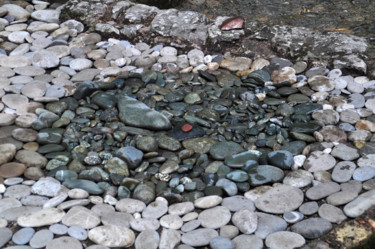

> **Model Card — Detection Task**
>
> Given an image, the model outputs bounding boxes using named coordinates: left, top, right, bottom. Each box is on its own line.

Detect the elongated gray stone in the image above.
left=344, top=189, right=375, bottom=217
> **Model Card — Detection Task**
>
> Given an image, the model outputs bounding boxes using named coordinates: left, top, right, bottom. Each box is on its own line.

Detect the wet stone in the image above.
left=209, top=141, right=244, bottom=160
left=248, top=165, right=284, bottom=186
left=224, top=150, right=261, bottom=168
left=291, top=218, right=332, bottom=239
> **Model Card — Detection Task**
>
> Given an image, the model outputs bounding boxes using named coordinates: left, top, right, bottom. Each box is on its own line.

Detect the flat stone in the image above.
left=181, top=228, right=218, bottom=247
left=265, top=231, right=305, bottom=249
left=0, top=114, right=16, bottom=126
left=291, top=218, right=332, bottom=239
left=209, top=141, right=244, bottom=160
left=0, top=56, right=31, bottom=68
left=318, top=204, right=347, bottom=224
left=15, top=150, right=47, bottom=167
left=46, top=236, right=82, bottom=249
left=168, top=202, right=194, bottom=216
left=4, top=185, right=31, bottom=199
left=0, top=198, right=22, bottom=213
left=62, top=206, right=100, bottom=229
left=17, top=208, right=65, bottom=227
left=12, top=227, right=35, bottom=245
left=67, top=226, right=87, bottom=241
left=232, top=235, right=263, bottom=249
left=248, top=165, right=285, bottom=186
left=255, top=212, right=288, bottom=239
left=159, top=228, right=181, bottom=249
left=210, top=236, right=235, bottom=249
left=224, top=150, right=261, bottom=168
left=344, top=189, right=375, bottom=217
left=181, top=220, right=200, bottom=232
left=130, top=218, right=160, bottom=232
left=29, top=229, right=54, bottom=248
left=220, top=57, right=252, bottom=71
left=160, top=214, right=183, bottom=229
left=306, top=182, right=340, bottom=200
left=12, top=128, right=38, bottom=142
left=100, top=211, right=134, bottom=228
left=32, top=177, right=61, bottom=197
left=283, top=211, right=304, bottom=224
left=267, top=150, right=294, bottom=169
left=299, top=201, right=319, bottom=215
left=327, top=190, right=359, bottom=206
left=31, top=10, right=60, bottom=23
left=2, top=4, right=30, bottom=20
left=115, top=198, right=146, bottom=214
left=303, top=151, right=336, bottom=172
left=69, top=58, right=93, bottom=71
left=331, top=143, right=359, bottom=160
left=308, top=75, right=334, bottom=92
left=0, top=206, right=41, bottom=221
left=0, top=227, right=12, bottom=248
left=49, top=224, right=68, bottom=235
left=222, top=196, right=255, bottom=212
left=135, top=229, right=159, bottom=249
left=198, top=206, right=231, bottom=229
left=353, top=166, right=375, bottom=181
left=283, top=170, right=313, bottom=188
left=232, top=209, right=258, bottom=234
left=32, top=50, right=59, bottom=69
left=357, top=154, right=375, bottom=167
left=331, top=161, right=356, bottom=183
left=2, top=94, right=28, bottom=109
left=88, top=225, right=135, bottom=248
left=21, top=82, right=47, bottom=99
left=142, top=201, right=168, bottom=219
left=194, top=195, right=222, bottom=208
left=255, top=185, right=304, bottom=214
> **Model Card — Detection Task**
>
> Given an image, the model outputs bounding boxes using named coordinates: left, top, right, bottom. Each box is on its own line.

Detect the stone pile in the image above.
left=0, top=0, right=374, bottom=249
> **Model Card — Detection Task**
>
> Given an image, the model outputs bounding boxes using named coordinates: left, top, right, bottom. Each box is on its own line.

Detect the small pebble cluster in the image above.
left=0, top=1, right=375, bottom=249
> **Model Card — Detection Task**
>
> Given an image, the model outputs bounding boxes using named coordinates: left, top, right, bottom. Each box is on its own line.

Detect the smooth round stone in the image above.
left=194, top=195, right=222, bottom=208
left=224, top=150, right=261, bottom=168
left=255, top=185, right=304, bottom=214
left=308, top=75, right=334, bottom=92
left=283, top=211, right=304, bottom=223
left=4, top=177, right=23, bottom=186
left=0, top=227, right=13, bottom=248
left=15, top=150, right=47, bottom=168
left=68, top=188, right=89, bottom=199
left=12, top=227, right=35, bottom=245
left=291, top=218, right=332, bottom=239
left=283, top=170, right=313, bottom=188
left=101, top=211, right=134, bottom=228
left=210, top=236, right=235, bottom=249
left=331, top=144, right=359, bottom=161
left=198, top=206, right=231, bottom=229
left=49, top=224, right=68, bottom=235
left=265, top=231, right=305, bottom=249
left=232, top=234, right=263, bottom=249
left=349, top=93, right=365, bottom=108
left=363, top=179, right=375, bottom=190
left=62, top=206, right=100, bottom=229
left=216, top=178, right=238, bottom=196
left=20, top=195, right=48, bottom=207
left=135, top=229, right=159, bottom=249
left=31, top=177, right=61, bottom=197
left=340, top=109, right=360, bottom=124
left=181, top=228, right=218, bottom=247
left=222, top=196, right=255, bottom=212
left=32, top=50, right=59, bottom=69
left=209, top=141, right=244, bottom=160
left=0, top=162, right=26, bottom=178
left=318, top=204, right=346, bottom=224
left=303, top=151, right=336, bottom=172
left=68, top=226, right=87, bottom=240
left=142, top=201, right=168, bottom=219
left=0, top=198, right=22, bottom=214
left=0, top=114, right=16, bottom=126
left=29, top=229, right=54, bottom=248
left=63, top=179, right=103, bottom=195
left=331, top=161, right=356, bottom=183
left=0, top=55, right=31, bottom=68
left=17, top=208, right=65, bottom=227
left=327, top=190, right=359, bottom=206
left=357, top=154, right=375, bottom=167
left=160, top=214, right=183, bottom=229
left=267, top=150, right=293, bottom=169
left=88, top=225, right=135, bottom=248
left=130, top=218, right=160, bottom=232
left=353, top=166, right=375, bottom=181
left=4, top=185, right=31, bottom=199
left=115, top=146, right=143, bottom=168
left=219, top=225, right=239, bottom=239
left=115, top=198, right=146, bottom=214
left=255, top=212, right=287, bottom=239
left=181, top=220, right=201, bottom=233
left=21, top=82, right=47, bottom=99
left=299, top=201, right=319, bottom=215
left=232, top=209, right=258, bottom=234
left=168, top=202, right=194, bottom=216
left=159, top=228, right=180, bottom=249
left=306, top=182, right=340, bottom=200
left=248, top=165, right=284, bottom=186
left=55, top=170, right=78, bottom=182
left=69, top=58, right=93, bottom=71
left=46, top=236, right=82, bottom=249
left=2, top=94, right=28, bottom=110
left=344, top=189, right=375, bottom=217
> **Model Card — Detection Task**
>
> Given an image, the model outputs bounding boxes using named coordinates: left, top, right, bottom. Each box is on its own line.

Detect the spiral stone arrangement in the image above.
left=0, top=0, right=375, bottom=249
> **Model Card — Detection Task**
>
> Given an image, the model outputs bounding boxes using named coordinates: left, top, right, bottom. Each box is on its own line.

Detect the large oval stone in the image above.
left=88, top=225, right=135, bottom=247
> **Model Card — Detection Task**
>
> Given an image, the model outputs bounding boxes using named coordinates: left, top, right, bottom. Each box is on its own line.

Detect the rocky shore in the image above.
left=0, top=0, right=375, bottom=248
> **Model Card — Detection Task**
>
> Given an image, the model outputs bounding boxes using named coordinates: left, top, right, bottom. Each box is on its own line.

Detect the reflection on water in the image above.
left=177, top=0, right=375, bottom=39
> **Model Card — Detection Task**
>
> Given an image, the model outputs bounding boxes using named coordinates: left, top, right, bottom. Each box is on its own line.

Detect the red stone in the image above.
left=181, top=124, right=193, bottom=132
left=220, top=16, right=245, bottom=31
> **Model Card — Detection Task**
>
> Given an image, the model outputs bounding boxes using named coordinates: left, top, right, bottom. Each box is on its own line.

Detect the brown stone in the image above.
left=356, top=120, right=375, bottom=132
left=319, top=125, right=347, bottom=143
left=0, top=143, right=17, bottom=165
left=11, top=128, right=38, bottom=142
left=15, top=150, right=47, bottom=167
left=271, top=67, right=297, bottom=84
left=0, top=162, right=26, bottom=178
left=24, top=166, right=44, bottom=180
left=23, top=142, right=39, bottom=151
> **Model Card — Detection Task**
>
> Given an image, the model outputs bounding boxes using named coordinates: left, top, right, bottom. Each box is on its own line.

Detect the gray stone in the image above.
left=17, top=208, right=65, bottom=227
left=232, top=235, right=263, bottom=249
left=12, top=227, right=35, bottom=245
left=331, top=161, right=356, bottom=183
left=265, top=231, right=305, bottom=249
left=49, top=224, right=68, bottom=235
left=31, top=177, right=61, bottom=197
left=283, top=211, right=304, bottom=224
left=115, top=198, right=146, bottom=214
left=135, top=229, right=159, bottom=249
left=46, top=236, right=82, bottom=249
left=62, top=206, right=100, bottom=229
left=142, top=201, right=168, bottom=219
left=210, top=236, right=235, bottom=249
left=331, top=144, right=359, bottom=160
left=306, top=182, right=340, bottom=200
left=291, top=218, right=332, bottom=239
left=353, top=166, right=375, bottom=181
left=0, top=227, right=12, bottom=248
left=303, top=151, right=336, bottom=172
left=344, top=189, right=375, bottom=217
left=255, top=185, right=304, bottom=214
left=327, top=190, right=359, bottom=206
left=298, top=201, right=319, bottom=215
left=32, top=50, right=59, bottom=68
left=101, top=211, right=134, bottom=228
left=222, top=196, right=255, bottom=212
left=159, top=228, right=181, bottom=249
left=318, top=204, right=346, bottom=224
left=88, top=225, right=135, bottom=248
left=181, top=228, right=218, bottom=247
left=130, top=218, right=160, bottom=232
left=29, top=229, right=54, bottom=248
left=67, top=226, right=87, bottom=241
left=118, top=96, right=171, bottom=130
left=255, top=212, right=287, bottom=239
left=198, top=206, right=231, bottom=229
left=231, top=209, right=258, bottom=234
left=267, top=150, right=294, bottom=169
left=283, top=170, right=313, bottom=188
